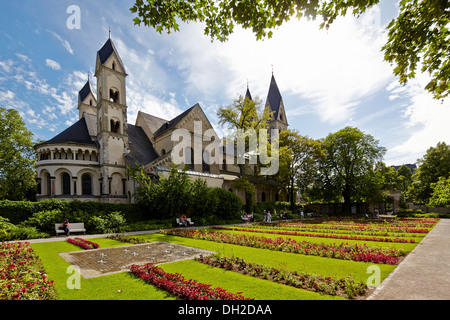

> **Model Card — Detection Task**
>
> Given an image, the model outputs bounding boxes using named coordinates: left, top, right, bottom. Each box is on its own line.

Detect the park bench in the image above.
left=55, top=222, right=86, bottom=236
left=175, top=218, right=194, bottom=227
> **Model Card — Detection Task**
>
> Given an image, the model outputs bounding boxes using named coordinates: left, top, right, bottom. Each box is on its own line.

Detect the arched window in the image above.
left=112, top=62, right=116, bottom=71
left=261, top=191, right=266, bottom=202
left=62, top=173, right=71, bottom=195
left=45, top=173, right=51, bottom=195
left=222, top=159, right=227, bottom=171
left=82, top=174, right=92, bottom=195
left=110, top=120, right=120, bottom=133
left=161, top=149, right=166, bottom=155
left=109, top=89, right=119, bottom=103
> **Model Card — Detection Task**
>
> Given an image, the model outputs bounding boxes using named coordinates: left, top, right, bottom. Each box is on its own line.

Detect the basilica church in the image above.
left=34, top=37, right=289, bottom=204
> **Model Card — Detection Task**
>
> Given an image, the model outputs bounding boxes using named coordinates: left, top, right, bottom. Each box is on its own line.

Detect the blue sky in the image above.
left=1, top=0, right=449, bottom=166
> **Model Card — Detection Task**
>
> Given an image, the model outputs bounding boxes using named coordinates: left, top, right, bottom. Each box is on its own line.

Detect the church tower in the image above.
left=265, top=74, right=288, bottom=133
left=94, top=36, right=129, bottom=200
left=77, top=75, right=97, bottom=119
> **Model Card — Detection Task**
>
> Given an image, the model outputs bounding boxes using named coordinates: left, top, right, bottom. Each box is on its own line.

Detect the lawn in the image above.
left=19, top=217, right=439, bottom=301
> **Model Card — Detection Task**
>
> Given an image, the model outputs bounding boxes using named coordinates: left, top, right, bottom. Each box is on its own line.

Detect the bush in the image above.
left=0, top=216, right=46, bottom=241
left=0, top=199, right=145, bottom=225
left=211, top=187, right=242, bottom=220
left=86, top=212, right=126, bottom=234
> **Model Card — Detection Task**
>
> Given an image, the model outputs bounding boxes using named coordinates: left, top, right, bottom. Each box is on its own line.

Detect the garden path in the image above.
left=368, top=218, right=450, bottom=300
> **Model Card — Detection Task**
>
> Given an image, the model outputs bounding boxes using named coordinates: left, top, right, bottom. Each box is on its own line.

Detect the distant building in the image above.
left=391, top=164, right=417, bottom=175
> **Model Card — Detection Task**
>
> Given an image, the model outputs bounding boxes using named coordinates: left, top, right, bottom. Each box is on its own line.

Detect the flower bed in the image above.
left=164, top=229, right=404, bottom=265
left=107, top=234, right=146, bottom=244
left=67, top=237, right=99, bottom=250
left=0, top=242, right=56, bottom=300
left=275, top=219, right=435, bottom=234
left=213, top=226, right=416, bottom=243
left=129, top=263, right=253, bottom=300
left=196, top=254, right=367, bottom=299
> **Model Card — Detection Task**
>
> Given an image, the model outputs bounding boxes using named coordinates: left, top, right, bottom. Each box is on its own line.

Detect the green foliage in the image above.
left=309, top=126, right=386, bottom=213
left=0, top=199, right=144, bottom=225
left=428, top=176, right=450, bottom=208
left=87, top=212, right=127, bottom=234
left=130, top=164, right=243, bottom=221
left=210, top=187, right=242, bottom=220
left=0, top=216, right=46, bottom=241
left=408, top=142, right=450, bottom=203
left=383, top=0, right=450, bottom=99
left=278, top=129, right=323, bottom=207
left=0, top=107, right=36, bottom=201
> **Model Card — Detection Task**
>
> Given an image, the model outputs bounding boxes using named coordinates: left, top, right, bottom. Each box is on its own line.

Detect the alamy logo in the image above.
left=66, top=5, right=81, bottom=30
left=171, top=120, right=279, bottom=175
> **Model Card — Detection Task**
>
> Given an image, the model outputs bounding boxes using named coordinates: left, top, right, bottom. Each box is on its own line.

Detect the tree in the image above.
left=130, top=164, right=192, bottom=218
left=131, top=0, right=450, bottom=99
left=428, top=176, right=450, bottom=208
left=408, top=142, right=450, bottom=203
left=217, top=94, right=272, bottom=211
left=0, top=107, right=36, bottom=200
left=278, top=129, right=323, bottom=209
left=310, top=126, right=386, bottom=214
left=396, top=164, right=413, bottom=192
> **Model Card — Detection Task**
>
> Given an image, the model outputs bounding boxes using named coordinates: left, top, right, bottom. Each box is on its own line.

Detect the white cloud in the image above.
left=384, top=73, right=450, bottom=164
left=45, top=58, right=61, bottom=70
left=162, top=6, right=393, bottom=125
left=47, top=30, right=74, bottom=55
left=15, top=53, right=31, bottom=63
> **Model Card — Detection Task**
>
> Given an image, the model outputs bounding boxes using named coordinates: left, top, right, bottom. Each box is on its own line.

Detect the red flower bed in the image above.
left=67, top=237, right=99, bottom=250
left=165, top=229, right=404, bottom=265
left=0, top=242, right=56, bottom=300
left=129, top=263, right=253, bottom=300
left=214, top=226, right=416, bottom=243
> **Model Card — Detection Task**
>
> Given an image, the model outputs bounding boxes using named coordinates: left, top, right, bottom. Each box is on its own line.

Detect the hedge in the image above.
left=0, top=199, right=146, bottom=224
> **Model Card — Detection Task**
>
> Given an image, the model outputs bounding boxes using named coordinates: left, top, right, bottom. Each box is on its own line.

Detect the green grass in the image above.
left=29, top=217, right=435, bottom=300
left=161, top=260, right=344, bottom=300
left=31, top=238, right=340, bottom=300
left=135, top=233, right=397, bottom=284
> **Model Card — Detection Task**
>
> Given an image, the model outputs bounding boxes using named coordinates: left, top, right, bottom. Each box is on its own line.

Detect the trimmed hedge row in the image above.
left=0, top=199, right=146, bottom=225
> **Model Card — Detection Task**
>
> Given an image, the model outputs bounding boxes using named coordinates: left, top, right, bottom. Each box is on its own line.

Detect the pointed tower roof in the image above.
left=245, top=85, right=253, bottom=101
left=96, top=37, right=126, bottom=73
left=266, top=74, right=282, bottom=119
left=78, top=77, right=96, bottom=103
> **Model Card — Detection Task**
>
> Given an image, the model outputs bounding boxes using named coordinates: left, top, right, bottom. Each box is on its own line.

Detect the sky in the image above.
left=0, top=0, right=449, bottom=167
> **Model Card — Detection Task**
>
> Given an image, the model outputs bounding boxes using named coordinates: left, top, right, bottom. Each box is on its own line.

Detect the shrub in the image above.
left=0, top=216, right=46, bottom=241
left=211, top=187, right=242, bottom=220
left=87, top=212, right=126, bottom=234
left=21, top=209, right=65, bottom=233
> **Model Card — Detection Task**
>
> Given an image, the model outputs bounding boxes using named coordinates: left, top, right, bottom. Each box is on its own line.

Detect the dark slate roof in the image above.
left=97, top=38, right=115, bottom=65
left=43, top=117, right=97, bottom=146
left=97, top=38, right=126, bottom=72
left=78, top=80, right=96, bottom=102
left=126, top=124, right=159, bottom=167
left=153, top=104, right=197, bottom=137
left=245, top=87, right=253, bottom=100
left=391, top=164, right=417, bottom=174
left=266, top=74, right=282, bottom=119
